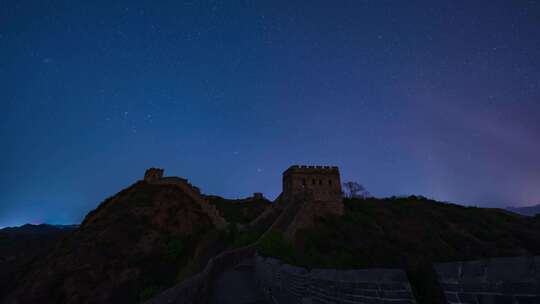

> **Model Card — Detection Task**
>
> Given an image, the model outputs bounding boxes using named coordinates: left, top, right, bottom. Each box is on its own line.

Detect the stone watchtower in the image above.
left=144, top=168, right=164, bottom=183
left=282, top=165, right=342, bottom=205
left=281, top=165, right=344, bottom=241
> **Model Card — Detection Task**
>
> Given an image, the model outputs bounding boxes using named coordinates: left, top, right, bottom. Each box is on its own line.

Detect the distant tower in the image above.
left=253, top=192, right=264, bottom=200
left=144, top=168, right=164, bottom=183
left=282, top=165, right=342, bottom=204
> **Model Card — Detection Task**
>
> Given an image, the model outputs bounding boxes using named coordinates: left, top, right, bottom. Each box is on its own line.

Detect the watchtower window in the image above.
left=328, top=180, right=332, bottom=185
left=312, top=179, right=316, bottom=185
left=319, top=179, right=322, bottom=185
left=302, top=179, right=306, bottom=186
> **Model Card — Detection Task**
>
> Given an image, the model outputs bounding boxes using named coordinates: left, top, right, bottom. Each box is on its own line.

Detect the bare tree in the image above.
left=342, top=181, right=370, bottom=198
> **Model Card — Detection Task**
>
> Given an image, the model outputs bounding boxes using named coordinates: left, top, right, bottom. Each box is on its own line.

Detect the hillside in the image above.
left=4, top=182, right=539, bottom=304
left=207, top=195, right=277, bottom=248
left=3, top=181, right=228, bottom=304
left=258, top=196, right=540, bottom=303
left=507, top=203, right=540, bottom=217
left=0, top=225, right=77, bottom=298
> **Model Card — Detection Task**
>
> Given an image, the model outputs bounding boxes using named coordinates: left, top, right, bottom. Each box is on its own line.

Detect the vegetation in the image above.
left=208, top=196, right=269, bottom=224
left=342, top=181, right=370, bottom=198
left=259, top=196, right=540, bottom=268
left=139, top=285, right=160, bottom=302
left=257, top=196, right=540, bottom=304
left=4, top=181, right=224, bottom=303
left=166, top=239, right=185, bottom=260
left=208, top=195, right=275, bottom=248
left=257, top=231, right=297, bottom=264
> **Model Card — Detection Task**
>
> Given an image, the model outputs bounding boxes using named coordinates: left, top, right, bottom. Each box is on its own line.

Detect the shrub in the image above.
left=139, top=285, right=160, bottom=302
left=166, top=239, right=185, bottom=260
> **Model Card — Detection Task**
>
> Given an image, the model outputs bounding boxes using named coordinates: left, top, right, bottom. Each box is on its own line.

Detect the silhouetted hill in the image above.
left=3, top=181, right=228, bottom=304
left=507, top=203, right=540, bottom=217
left=4, top=184, right=539, bottom=304
left=258, top=196, right=540, bottom=304
left=0, top=224, right=78, bottom=235
left=260, top=196, right=540, bottom=267
left=0, top=224, right=77, bottom=298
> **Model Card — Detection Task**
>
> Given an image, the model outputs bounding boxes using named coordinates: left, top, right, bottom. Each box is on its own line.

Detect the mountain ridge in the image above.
left=506, top=203, right=540, bottom=217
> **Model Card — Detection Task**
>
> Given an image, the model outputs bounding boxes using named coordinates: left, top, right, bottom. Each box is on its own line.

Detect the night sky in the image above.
left=1, top=1, right=539, bottom=227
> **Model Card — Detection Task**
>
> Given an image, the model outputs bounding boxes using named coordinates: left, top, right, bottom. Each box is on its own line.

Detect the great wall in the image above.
left=144, top=166, right=540, bottom=304
left=143, top=168, right=227, bottom=229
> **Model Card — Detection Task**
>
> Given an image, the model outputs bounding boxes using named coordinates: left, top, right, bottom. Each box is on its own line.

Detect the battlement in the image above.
left=141, top=168, right=226, bottom=229
left=283, top=165, right=339, bottom=175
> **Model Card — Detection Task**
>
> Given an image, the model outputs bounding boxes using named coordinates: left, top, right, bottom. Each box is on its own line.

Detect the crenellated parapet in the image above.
left=283, top=165, right=339, bottom=176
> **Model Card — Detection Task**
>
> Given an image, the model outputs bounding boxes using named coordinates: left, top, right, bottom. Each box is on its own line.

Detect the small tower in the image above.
left=144, top=168, right=164, bottom=183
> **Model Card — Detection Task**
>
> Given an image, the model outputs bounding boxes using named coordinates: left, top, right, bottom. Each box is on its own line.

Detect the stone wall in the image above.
left=145, top=244, right=257, bottom=304
left=435, top=256, right=540, bottom=304
left=142, top=169, right=227, bottom=229
left=255, top=255, right=417, bottom=304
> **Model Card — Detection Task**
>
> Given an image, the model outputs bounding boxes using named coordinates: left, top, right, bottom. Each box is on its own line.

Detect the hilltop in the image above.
left=1, top=183, right=229, bottom=303
left=2, top=166, right=539, bottom=304
left=261, top=196, right=540, bottom=267
left=1, top=177, right=274, bottom=304
left=258, top=196, right=540, bottom=303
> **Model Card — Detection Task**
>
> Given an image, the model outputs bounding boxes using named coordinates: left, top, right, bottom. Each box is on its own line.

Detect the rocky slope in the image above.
left=3, top=181, right=226, bottom=304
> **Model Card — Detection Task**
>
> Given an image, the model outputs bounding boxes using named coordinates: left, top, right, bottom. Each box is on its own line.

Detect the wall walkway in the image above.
left=255, top=256, right=416, bottom=304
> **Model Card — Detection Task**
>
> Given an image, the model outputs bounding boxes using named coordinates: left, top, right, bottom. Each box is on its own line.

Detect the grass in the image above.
left=208, top=196, right=269, bottom=224
left=257, top=196, right=540, bottom=304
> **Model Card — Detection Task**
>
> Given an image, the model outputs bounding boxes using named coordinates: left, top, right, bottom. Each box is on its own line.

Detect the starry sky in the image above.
left=1, top=1, right=539, bottom=227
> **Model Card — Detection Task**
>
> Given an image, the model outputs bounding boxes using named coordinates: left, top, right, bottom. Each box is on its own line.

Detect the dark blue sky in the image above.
left=1, top=1, right=539, bottom=227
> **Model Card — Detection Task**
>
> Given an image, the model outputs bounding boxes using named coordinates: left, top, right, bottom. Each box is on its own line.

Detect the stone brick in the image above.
left=378, top=290, right=413, bottom=299
left=458, top=293, right=479, bottom=304
left=476, top=294, right=515, bottom=304
left=379, top=283, right=406, bottom=291
left=442, top=283, right=463, bottom=292
left=381, top=300, right=415, bottom=304
left=487, top=257, right=534, bottom=282
left=353, top=289, right=379, bottom=297
left=436, top=256, right=540, bottom=304
left=461, top=260, right=488, bottom=280
left=515, top=295, right=540, bottom=304
left=444, top=292, right=459, bottom=303
left=436, top=262, right=461, bottom=282
left=353, top=282, right=380, bottom=290
left=499, top=282, right=539, bottom=295
left=255, top=255, right=417, bottom=304
left=462, top=282, right=491, bottom=293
